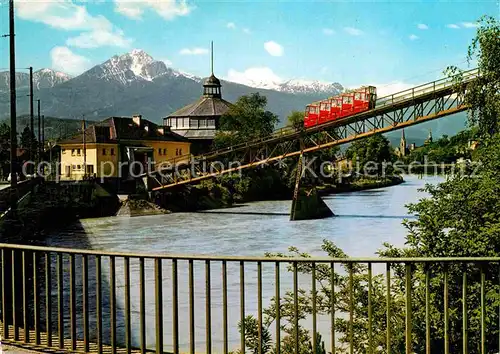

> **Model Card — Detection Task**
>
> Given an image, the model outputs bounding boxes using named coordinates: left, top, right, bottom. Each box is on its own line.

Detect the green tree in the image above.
left=346, top=134, right=394, bottom=176
left=0, top=123, right=10, bottom=178
left=287, top=111, right=305, bottom=131
left=19, top=125, right=37, bottom=150
left=214, top=93, right=279, bottom=148
left=446, top=15, right=500, bottom=138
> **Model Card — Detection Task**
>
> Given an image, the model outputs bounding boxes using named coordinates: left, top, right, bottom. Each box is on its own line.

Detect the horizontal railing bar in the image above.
left=1, top=243, right=500, bottom=262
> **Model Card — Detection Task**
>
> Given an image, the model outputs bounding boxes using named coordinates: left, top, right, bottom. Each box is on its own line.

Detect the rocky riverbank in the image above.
left=117, top=197, right=171, bottom=217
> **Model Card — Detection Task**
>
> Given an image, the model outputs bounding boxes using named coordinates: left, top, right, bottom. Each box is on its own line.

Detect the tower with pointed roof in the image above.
left=399, top=129, right=407, bottom=157
left=163, top=42, right=233, bottom=154
left=425, top=128, right=433, bottom=144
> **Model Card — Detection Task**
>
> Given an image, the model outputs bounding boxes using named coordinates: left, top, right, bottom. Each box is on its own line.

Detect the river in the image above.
left=43, top=174, right=442, bottom=353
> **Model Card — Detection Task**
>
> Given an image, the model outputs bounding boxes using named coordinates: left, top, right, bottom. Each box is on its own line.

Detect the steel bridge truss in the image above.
left=146, top=70, right=478, bottom=191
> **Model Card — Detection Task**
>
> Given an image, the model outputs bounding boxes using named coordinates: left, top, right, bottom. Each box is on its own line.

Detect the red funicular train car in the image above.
left=329, top=96, right=343, bottom=121
left=304, top=103, right=319, bottom=128
left=304, top=86, right=377, bottom=128
left=318, top=100, right=331, bottom=125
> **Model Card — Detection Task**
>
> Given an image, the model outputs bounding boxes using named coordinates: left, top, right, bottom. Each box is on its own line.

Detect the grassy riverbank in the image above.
left=317, top=175, right=404, bottom=195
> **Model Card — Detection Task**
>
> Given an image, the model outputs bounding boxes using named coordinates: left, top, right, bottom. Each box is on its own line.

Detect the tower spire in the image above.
left=210, top=41, right=214, bottom=75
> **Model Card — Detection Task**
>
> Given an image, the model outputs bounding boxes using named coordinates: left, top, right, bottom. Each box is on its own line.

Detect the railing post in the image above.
left=386, top=263, right=391, bottom=354
left=462, top=265, right=468, bottom=354
left=155, top=258, right=163, bottom=354
left=425, top=264, right=430, bottom=354
left=405, top=263, right=412, bottom=354
left=444, top=264, right=449, bottom=354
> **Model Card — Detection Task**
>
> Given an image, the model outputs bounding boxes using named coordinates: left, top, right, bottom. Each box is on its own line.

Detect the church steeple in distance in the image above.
left=203, top=41, right=222, bottom=98
left=400, top=129, right=407, bottom=157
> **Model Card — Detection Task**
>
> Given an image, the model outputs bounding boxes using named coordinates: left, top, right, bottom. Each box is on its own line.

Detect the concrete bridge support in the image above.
left=290, top=149, right=334, bottom=221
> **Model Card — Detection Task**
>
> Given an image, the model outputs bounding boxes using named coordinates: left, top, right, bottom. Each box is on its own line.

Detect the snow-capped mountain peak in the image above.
left=227, top=75, right=343, bottom=95
left=34, top=68, right=71, bottom=89
left=279, top=79, right=344, bottom=95
left=84, top=49, right=189, bottom=85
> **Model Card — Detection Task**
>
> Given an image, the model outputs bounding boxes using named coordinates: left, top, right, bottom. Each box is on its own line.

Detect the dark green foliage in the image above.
left=345, top=134, right=395, bottom=175
left=215, top=93, right=279, bottom=148
left=445, top=16, right=500, bottom=138
left=0, top=122, right=11, bottom=178
left=287, top=111, right=305, bottom=131
left=19, top=125, right=38, bottom=152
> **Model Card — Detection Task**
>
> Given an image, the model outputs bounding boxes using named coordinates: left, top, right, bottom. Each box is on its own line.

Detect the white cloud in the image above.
left=66, top=29, right=132, bottom=48
left=264, top=41, right=284, bottom=57
left=179, top=47, right=208, bottom=55
left=447, top=24, right=460, bottom=29
left=161, top=58, right=173, bottom=66
left=343, top=27, right=363, bottom=36
left=227, top=22, right=236, bottom=29
left=16, top=0, right=131, bottom=49
left=461, top=22, right=479, bottom=28
left=323, top=28, right=335, bottom=35
left=243, top=28, right=251, bottom=34
left=226, top=67, right=282, bottom=87
left=417, top=23, right=429, bottom=30
left=50, top=46, right=91, bottom=76
left=409, top=34, right=419, bottom=41
left=114, top=0, right=193, bottom=20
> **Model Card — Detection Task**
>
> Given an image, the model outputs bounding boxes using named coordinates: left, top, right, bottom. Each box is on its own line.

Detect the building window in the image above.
left=62, top=149, right=66, bottom=154
left=65, top=166, right=71, bottom=177
left=158, top=148, right=162, bottom=155
left=183, top=118, right=189, bottom=127
left=71, top=149, right=75, bottom=156
left=86, top=165, right=94, bottom=174
left=175, top=148, right=178, bottom=156
left=111, top=148, right=115, bottom=156
left=163, top=148, right=167, bottom=155
left=207, top=119, right=215, bottom=128
left=190, top=119, right=198, bottom=128
left=199, top=119, right=206, bottom=127
left=102, top=148, right=106, bottom=155
left=77, top=149, right=81, bottom=156
left=179, top=148, right=182, bottom=156
left=77, top=165, right=81, bottom=170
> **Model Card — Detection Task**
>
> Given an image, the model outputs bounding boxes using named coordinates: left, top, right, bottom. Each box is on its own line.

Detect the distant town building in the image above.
left=58, top=115, right=190, bottom=184
left=163, top=43, right=233, bottom=154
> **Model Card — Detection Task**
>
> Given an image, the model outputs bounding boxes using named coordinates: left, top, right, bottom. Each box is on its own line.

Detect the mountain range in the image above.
left=0, top=49, right=467, bottom=142
left=0, top=49, right=343, bottom=123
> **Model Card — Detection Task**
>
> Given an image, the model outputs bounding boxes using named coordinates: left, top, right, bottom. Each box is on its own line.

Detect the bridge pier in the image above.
left=290, top=150, right=334, bottom=221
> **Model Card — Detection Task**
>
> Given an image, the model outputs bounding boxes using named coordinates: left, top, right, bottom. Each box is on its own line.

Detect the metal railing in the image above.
left=1, top=243, right=499, bottom=353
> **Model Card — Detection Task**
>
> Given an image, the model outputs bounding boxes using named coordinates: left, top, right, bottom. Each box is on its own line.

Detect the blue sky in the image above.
left=0, top=0, right=498, bottom=94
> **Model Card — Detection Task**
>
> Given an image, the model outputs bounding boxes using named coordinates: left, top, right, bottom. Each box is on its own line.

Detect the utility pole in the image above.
left=82, top=116, right=86, bottom=178
left=37, top=99, right=41, bottom=162
left=29, top=66, right=34, bottom=163
left=9, top=0, right=17, bottom=187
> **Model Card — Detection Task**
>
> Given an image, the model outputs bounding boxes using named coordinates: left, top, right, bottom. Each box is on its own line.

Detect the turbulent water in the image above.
left=42, top=174, right=442, bottom=353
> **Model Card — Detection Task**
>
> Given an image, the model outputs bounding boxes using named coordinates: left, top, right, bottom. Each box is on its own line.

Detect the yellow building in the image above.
left=59, top=115, right=190, bottom=183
